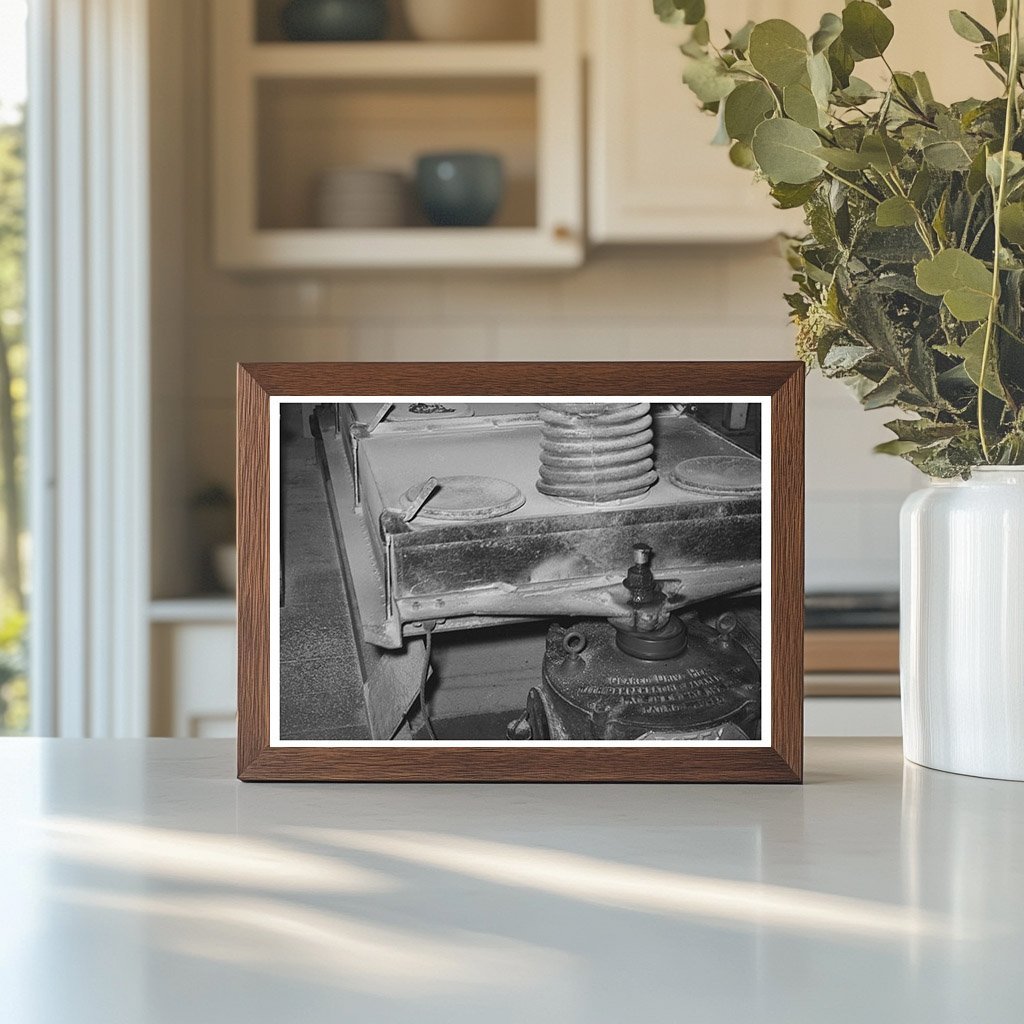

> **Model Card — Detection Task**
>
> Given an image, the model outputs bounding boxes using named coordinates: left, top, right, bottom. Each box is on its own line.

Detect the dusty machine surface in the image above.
left=309, top=400, right=764, bottom=741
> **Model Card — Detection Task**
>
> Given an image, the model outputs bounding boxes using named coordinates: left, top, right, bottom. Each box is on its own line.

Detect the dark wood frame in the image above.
left=237, top=362, right=804, bottom=782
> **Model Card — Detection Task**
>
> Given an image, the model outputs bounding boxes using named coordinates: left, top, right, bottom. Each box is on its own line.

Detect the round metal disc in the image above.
left=401, top=475, right=525, bottom=522
left=669, top=456, right=761, bottom=496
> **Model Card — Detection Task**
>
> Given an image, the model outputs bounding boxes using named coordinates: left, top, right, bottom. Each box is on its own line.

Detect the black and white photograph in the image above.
left=271, top=398, right=770, bottom=746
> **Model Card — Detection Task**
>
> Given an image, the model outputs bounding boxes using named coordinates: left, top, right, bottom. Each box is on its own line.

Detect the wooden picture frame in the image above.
left=237, top=362, right=804, bottom=782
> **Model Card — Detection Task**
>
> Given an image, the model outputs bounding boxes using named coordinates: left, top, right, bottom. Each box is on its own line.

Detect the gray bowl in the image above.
left=415, top=152, right=505, bottom=228
left=280, top=0, right=388, bottom=42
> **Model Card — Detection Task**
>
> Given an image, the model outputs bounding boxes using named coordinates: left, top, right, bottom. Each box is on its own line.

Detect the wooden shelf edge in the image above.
left=249, top=41, right=544, bottom=78
left=216, top=227, right=584, bottom=270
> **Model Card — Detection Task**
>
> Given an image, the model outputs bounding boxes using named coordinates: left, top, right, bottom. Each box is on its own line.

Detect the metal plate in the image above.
left=400, top=475, right=526, bottom=522
left=670, top=456, right=761, bottom=495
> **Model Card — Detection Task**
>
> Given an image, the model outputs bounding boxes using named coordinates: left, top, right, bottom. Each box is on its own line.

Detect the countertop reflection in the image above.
left=0, top=738, right=1020, bottom=1023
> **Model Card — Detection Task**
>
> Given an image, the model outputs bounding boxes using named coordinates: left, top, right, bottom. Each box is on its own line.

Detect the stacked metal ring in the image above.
left=536, top=402, right=658, bottom=503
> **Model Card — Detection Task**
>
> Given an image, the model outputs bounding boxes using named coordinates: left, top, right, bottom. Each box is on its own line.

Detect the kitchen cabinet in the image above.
left=587, top=0, right=998, bottom=244
left=587, top=0, right=814, bottom=243
left=211, top=0, right=583, bottom=269
left=150, top=601, right=237, bottom=738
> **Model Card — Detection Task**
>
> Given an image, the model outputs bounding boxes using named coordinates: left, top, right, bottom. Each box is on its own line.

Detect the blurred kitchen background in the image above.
left=2, top=0, right=997, bottom=739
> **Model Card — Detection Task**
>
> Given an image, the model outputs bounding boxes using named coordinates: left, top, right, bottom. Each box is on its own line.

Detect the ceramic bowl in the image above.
left=281, top=0, right=388, bottom=42
left=415, top=152, right=504, bottom=228
left=403, top=0, right=534, bottom=42
left=316, top=168, right=407, bottom=228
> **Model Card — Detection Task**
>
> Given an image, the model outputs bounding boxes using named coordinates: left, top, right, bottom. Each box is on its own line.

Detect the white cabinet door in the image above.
left=587, top=0, right=997, bottom=244
left=587, top=0, right=812, bottom=243
left=151, top=621, right=237, bottom=738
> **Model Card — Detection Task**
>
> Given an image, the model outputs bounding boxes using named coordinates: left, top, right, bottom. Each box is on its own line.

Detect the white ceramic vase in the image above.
left=900, top=467, right=1024, bottom=780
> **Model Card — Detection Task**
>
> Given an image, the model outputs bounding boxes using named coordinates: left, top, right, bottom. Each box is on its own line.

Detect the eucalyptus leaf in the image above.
left=862, top=374, right=903, bottom=409
left=909, top=165, right=934, bottom=205
left=784, top=80, right=825, bottom=129
left=967, top=144, right=992, bottom=193
left=842, top=1, right=895, bottom=59
left=861, top=133, right=904, bottom=173
left=724, top=81, right=775, bottom=144
left=874, top=439, right=922, bottom=455
left=827, top=35, right=856, bottom=88
left=837, top=76, right=879, bottom=104
left=653, top=0, right=705, bottom=26
left=811, top=12, right=843, bottom=54
left=1000, top=203, right=1024, bottom=244
left=683, top=57, right=736, bottom=104
left=814, top=146, right=872, bottom=171
left=986, top=150, right=1024, bottom=191
left=913, top=71, right=935, bottom=104
left=876, top=197, right=919, bottom=228
left=748, top=20, right=809, bottom=86
left=808, top=52, right=833, bottom=109
left=941, top=325, right=1006, bottom=398
left=915, top=250, right=994, bottom=322
left=752, top=118, right=828, bottom=184
left=885, top=418, right=963, bottom=443
left=948, top=10, right=994, bottom=44
left=923, top=140, right=973, bottom=171
left=771, top=180, right=820, bottom=209
left=892, top=72, right=923, bottom=110
left=724, top=20, right=755, bottom=53
left=729, top=140, right=758, bottom=169
left=711, top=107, right=731, bottom=145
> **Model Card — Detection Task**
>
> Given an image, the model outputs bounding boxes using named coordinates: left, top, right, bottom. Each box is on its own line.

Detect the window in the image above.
left=0, top=0, right=28, bottom=734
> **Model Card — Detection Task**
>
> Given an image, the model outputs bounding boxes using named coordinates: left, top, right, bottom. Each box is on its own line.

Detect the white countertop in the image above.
left=1, top=738, right=1020, bottom=1023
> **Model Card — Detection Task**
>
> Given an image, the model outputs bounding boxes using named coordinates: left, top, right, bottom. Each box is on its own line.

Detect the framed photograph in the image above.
left=237, top=362, right=804, bottom=782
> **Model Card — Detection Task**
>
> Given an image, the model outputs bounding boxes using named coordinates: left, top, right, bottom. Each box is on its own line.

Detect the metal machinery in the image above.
left=311, top=401, right=763, bottom=741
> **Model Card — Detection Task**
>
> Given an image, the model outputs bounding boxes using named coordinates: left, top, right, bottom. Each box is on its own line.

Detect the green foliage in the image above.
left=752, top=118, right=828, bottom=183
left=0, top=601, right=26, bottom=734
left=0, top=110, right=28, bottom=730
left=659, top=0, right=1024, bottom=476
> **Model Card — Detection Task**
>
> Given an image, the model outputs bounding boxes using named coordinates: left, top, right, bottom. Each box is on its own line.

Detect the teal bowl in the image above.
left=281, top=0, right=388, bottom=42
left=415, top=153, right=505, bottom=228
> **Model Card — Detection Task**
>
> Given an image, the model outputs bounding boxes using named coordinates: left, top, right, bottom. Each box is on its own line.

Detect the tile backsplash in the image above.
left=182, top=245, right=917, bottom=593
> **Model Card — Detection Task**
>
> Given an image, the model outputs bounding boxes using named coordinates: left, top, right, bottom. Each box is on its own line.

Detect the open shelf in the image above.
left=257, top=77, right=538, bottom=231
left=212, top=0, right=582, bottom=268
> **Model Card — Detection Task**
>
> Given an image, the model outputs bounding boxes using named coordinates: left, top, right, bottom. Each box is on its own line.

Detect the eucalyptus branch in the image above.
left=979, top=0, right=1021, bottom=462
left=969, top=212, right=994, bottom=253
left=665, top=1, right=1024, bottom=473
left=822, top=168, right=881, bottom=205
left=884, top=170, right=940, bottom=254
left=962, top=191, right=980, bottom=249
left=749, top=68, right=784, bottom=117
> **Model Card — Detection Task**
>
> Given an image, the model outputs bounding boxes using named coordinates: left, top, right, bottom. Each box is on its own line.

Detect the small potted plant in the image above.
left=658, top=0, right=1024, bottom=779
